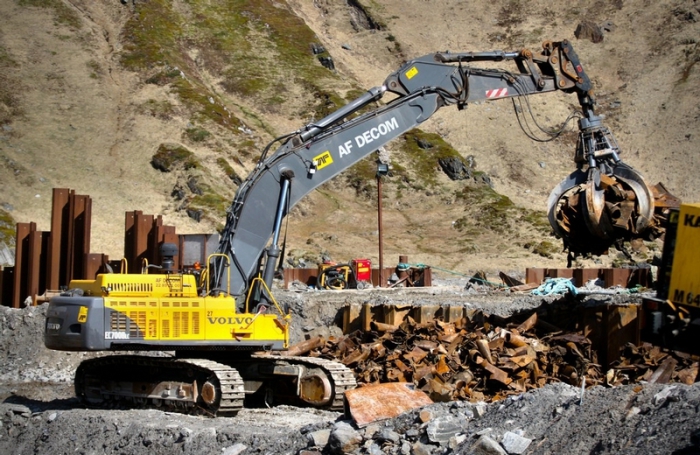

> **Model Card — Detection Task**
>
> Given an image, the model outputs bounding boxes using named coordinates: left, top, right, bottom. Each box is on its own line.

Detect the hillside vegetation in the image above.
left=0, top=0, right=698, bottom=276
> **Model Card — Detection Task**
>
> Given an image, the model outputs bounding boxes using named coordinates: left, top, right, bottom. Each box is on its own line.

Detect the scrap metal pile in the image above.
left=550, top=179, right=674, bottom=258
left=300, top=308, right=699, bottom=403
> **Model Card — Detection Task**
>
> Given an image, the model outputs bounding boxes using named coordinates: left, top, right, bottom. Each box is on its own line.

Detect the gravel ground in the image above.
left=1, top=281, right=698, bottom=455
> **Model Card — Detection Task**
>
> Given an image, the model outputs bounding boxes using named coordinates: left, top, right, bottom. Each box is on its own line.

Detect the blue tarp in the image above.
left=531, top=277, right=578, bottom=296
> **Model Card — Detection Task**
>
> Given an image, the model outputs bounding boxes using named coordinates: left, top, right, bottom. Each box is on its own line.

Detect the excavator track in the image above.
left=74, top=354, right=356, bottom=415
left=251, top=354, right=357, bottom=411
left=75, top=355, right=245, bottom=416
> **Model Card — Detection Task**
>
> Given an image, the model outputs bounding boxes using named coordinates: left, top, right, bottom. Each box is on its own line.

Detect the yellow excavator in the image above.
left=44, top=40, right=669, bottom=415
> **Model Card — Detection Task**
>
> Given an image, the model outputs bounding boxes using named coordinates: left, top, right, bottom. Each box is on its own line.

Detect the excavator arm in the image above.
left=212, top=40, right=657, bottom=299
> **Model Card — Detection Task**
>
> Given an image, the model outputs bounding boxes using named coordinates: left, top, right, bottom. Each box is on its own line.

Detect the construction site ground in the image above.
left=1, top=277, right=698, bottom=455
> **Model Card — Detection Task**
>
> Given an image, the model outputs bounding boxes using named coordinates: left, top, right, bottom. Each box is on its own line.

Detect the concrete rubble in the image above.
left=293, top=381, right=700, bottom=455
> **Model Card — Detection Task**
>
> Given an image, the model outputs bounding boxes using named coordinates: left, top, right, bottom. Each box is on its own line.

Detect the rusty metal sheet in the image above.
left=602, top=268, right=632, bottom=288
left=404, top=347, right=428, bottom=364
left=0, top=266, right=13, bottom=305
left=413, top=305, right=440, bottom=323
left=383, top=304, right=412, bottom=326
left=517, top=313, right=538, bottom=333
left=85, top=254, right=108, bottom=279
left=573, top=268, right=600, bottom=286
left=548, top=268, right=575, bottom=279
left=677, top=363, right=699, bottom=385
left=648, top=357, right=677, bottom=384
left=480, top=360, right=511, bottom=386
left=27, top=229, right=48, bottom=302
left=525, top=268, right=545, bottom=285
left=71, top=194, right=91, bottom=280
left=499, top=271, right=524, bottom=287
left=428, top=377, right=452, bottom=401
left=371, top=321, right=398, bottom=332
left=343, top=303, right=362, bottom=333
left=12, top=222, right=33, bottom=308
left=344, top=382, right=433, bottom=427
left=342, top=346, right=371, bottom=366
left=312, top=301, right=700, bottom=405
left=47, top=188, right=69, bottom=290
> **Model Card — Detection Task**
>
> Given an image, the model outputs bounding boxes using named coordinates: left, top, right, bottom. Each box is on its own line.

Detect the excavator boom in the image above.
left=213, top=40, right=659, bottom=297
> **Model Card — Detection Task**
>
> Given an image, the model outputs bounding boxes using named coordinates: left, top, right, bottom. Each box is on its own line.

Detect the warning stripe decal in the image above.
left=485, top=88, right=508, bottom=98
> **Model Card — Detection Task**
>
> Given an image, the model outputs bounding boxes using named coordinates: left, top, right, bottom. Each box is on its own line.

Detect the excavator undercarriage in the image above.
left=45, top=272, right=356, bottom=415
left=74, top=355, right=355, bottom=415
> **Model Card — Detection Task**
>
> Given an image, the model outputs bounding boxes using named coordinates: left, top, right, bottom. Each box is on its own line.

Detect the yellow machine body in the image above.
left=668, top=203, right=700, bottom=309
left=44, top=271, right=354, bottom=415
left=47, top=272, right=290, bottom=351
left=317, top=263, right=352, bottom=290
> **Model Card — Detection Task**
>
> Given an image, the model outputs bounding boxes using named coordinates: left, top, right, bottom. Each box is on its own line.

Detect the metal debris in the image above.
left=303, top=304, right=699, bottom=404
left=344, top=383, right=433, bottom=426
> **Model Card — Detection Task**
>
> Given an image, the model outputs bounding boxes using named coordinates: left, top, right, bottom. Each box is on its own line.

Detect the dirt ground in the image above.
left=1, top=281, right=699, bottom=454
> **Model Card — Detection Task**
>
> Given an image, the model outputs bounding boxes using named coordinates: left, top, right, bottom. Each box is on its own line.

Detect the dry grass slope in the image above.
left=0, top=0, right=697, bottom=277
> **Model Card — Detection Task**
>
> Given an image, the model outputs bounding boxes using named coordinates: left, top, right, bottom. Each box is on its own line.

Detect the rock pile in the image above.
left=0, top=304, right=81, bottom=384
left=300, top=382, right=700, bottom=455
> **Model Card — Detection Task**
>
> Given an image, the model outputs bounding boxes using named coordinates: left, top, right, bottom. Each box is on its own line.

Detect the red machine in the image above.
left=352, top=259, right=372, bottom=284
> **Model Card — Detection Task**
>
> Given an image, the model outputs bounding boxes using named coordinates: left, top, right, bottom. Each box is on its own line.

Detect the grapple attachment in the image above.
left=547, top=117, right=677, bottom=259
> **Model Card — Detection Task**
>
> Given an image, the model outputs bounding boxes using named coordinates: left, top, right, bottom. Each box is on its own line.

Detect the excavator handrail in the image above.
left=244, top=275, right=287, bottom=317
left=205, top=253, right=231, bottom=297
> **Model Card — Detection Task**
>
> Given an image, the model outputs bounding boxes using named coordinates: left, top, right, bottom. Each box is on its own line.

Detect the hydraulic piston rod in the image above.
left=262, top=177, right=291, bottom=290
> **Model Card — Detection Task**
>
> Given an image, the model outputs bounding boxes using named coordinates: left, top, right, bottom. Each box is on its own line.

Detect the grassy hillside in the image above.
left=0, top=0, right=697, bottom=275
